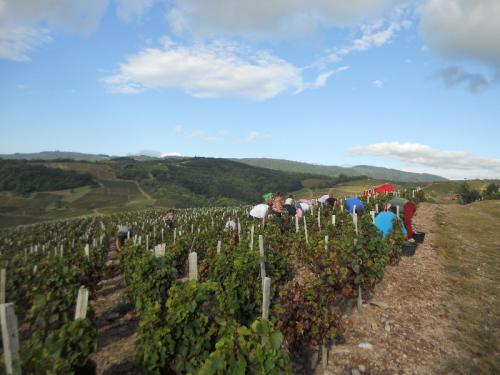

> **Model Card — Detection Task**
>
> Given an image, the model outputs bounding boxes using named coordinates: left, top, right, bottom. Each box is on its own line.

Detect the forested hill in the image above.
left=235, top=158, right=446, bottom=183
left=0, top=160, right=97, bottom=194
left=110, top=157, right=365, bottom=206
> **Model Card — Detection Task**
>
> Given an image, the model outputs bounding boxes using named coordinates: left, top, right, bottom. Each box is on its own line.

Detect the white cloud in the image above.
left=102, top=40, right=346, bottom=100
left=321, top=16, right=412, bottom=65
left=161, top=152, right=182, bottom=157
left=0, top=25, right=51, bottom=61
left=174, top=125, right=219, bottom=141
left=136, top=150, right=182, bottom=157
left=246, top=131, right=259, bottom=143
left=0, top=0, right=108, bottom=61
left=420, top=0, right=500, bottom=69
left=373, top=79, right=384, bottom=88
left=167, top=0, right=400, bottom=39
left=349, top=142, right=500, bottom=179
left=115, top=0, right=154, bottom=23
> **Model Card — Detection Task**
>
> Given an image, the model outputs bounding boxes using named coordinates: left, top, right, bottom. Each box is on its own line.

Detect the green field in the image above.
left=0, top=180, right=154, bottom=228
left=435, top=200, right=500, bottom=374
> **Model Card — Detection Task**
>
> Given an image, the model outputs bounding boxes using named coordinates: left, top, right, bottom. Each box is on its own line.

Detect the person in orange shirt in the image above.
left=273, top=192, right=284, bottom=215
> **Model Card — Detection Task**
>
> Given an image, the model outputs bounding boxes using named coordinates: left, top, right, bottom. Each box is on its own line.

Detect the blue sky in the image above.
left=1, top=0, right=499, bottom=179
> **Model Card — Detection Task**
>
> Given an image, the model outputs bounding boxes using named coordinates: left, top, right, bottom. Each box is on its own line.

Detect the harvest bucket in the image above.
left=413, top=231, right=426, bottom=244
left=402, top=241, right=418, bottom=257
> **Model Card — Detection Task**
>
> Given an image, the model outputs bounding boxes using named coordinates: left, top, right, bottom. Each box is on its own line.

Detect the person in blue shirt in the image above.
left=345, top=197, right=365, bottom=216
left=375, top=204, right=408, bottom=239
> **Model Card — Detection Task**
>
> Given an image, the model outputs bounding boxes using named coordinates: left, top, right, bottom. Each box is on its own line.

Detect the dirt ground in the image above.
left=89, top=243, right=139, bottom=375
left=322, top=203, right=463, bottom=375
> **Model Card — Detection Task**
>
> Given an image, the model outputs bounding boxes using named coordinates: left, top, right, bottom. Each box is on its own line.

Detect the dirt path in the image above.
left=323, top=203, right=462, bottom=375
left=90, top=242, right=139, bottom=375
left=121, top=179, right=154, bottom=201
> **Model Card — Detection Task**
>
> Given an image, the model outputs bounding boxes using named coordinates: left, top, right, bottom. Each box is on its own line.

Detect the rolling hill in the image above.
left=235, top=158, right=446, bottom=183
left=0, top=151, right=112, bottom=161
left=1, top=152, right=446, bottom=182
left=0, top=157, right=365, bottom=227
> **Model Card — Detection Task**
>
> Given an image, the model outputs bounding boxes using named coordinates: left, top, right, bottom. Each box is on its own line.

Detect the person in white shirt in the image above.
left=297, top=200, right=311, bottom=213
left=249, top=203, right=271, bottom=219
left=284, top=195, right=296, bottom=216
left=317, top=194, right=329, bottom=205
left=225, top=215, right=238, bottom=231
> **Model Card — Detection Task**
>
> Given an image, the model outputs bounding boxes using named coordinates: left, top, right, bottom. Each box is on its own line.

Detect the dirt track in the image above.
left=323, top=203, right=462, bottom=375
left=89, top=243, right=139, bottom=375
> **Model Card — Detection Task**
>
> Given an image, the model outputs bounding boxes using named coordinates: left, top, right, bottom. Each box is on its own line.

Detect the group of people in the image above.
left=249, top=192, right=340, bottom=221
left=249, top=192, right=418, bottom=241
left=116, top=191, right=418, bottom=248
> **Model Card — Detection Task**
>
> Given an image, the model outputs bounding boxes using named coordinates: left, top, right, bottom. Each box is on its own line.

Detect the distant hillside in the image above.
left=0, top=151, right=187, bottom=162
left=0, top=151, right=111, bottom=162
left=235, top=158, right=446, bottom=183
left=108, top=157, right=363, bottom=206
left=0, top=157, right=366, bottom=227
left=0, top=160, right=97, bottom=194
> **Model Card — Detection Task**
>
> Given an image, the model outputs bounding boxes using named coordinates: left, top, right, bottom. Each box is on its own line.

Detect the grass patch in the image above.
left=70, top=180, right=144, bottom=209
left=434, top=201, right=500, bottom=374
left=0, top=214, right=47, bottom=228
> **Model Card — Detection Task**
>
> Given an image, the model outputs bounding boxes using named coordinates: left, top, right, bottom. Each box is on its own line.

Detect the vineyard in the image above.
left=0, top=190, right=426, bottom=375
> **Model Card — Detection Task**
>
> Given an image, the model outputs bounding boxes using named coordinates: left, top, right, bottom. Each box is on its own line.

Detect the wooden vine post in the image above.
left=353, top=206, right=358, bottom=235
left=0, top=303, right=21, bottom=375
left=188, top=252, right=198, bottom=281
left=357, top=285, right=363, bottom=310
left=303, top=216, right=309, bottom=244
left=295, top=215, right=299, bottom=233
left=262, top=277, right=271, bottom=320
left=370, top=210, right=376, bottom=224
left=332, top=214, right=336, bottom=226
left=258, top=235, right=266, bottom=283
left=250, top=225, right=255, bottom=251
left=322, top=345, right=328, bottom=370
left=317, top=207, right=321, bottom=229
left=0, top=269, right=6, bottom=305
left=75, top=287, right=89, bottom=320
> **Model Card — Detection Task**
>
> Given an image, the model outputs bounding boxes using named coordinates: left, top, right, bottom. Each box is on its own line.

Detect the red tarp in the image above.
left=363, top=183, right=395, bottom=196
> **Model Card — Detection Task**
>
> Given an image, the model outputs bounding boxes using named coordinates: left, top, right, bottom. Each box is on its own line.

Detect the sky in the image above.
left=0, top=0, right=499, bottom=179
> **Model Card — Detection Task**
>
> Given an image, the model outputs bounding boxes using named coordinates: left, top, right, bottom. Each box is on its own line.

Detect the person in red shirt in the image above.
left=403, top=201, right=417, bottom=240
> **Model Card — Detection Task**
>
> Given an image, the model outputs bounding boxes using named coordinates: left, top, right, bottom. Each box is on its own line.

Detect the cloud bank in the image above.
left=350, top=142, right=500, bottom=179
left=0, top=0, right=108, bottom=61
left=167, top=0, right=399, bottom=39
left=420, top=0, right=500, bottom=92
